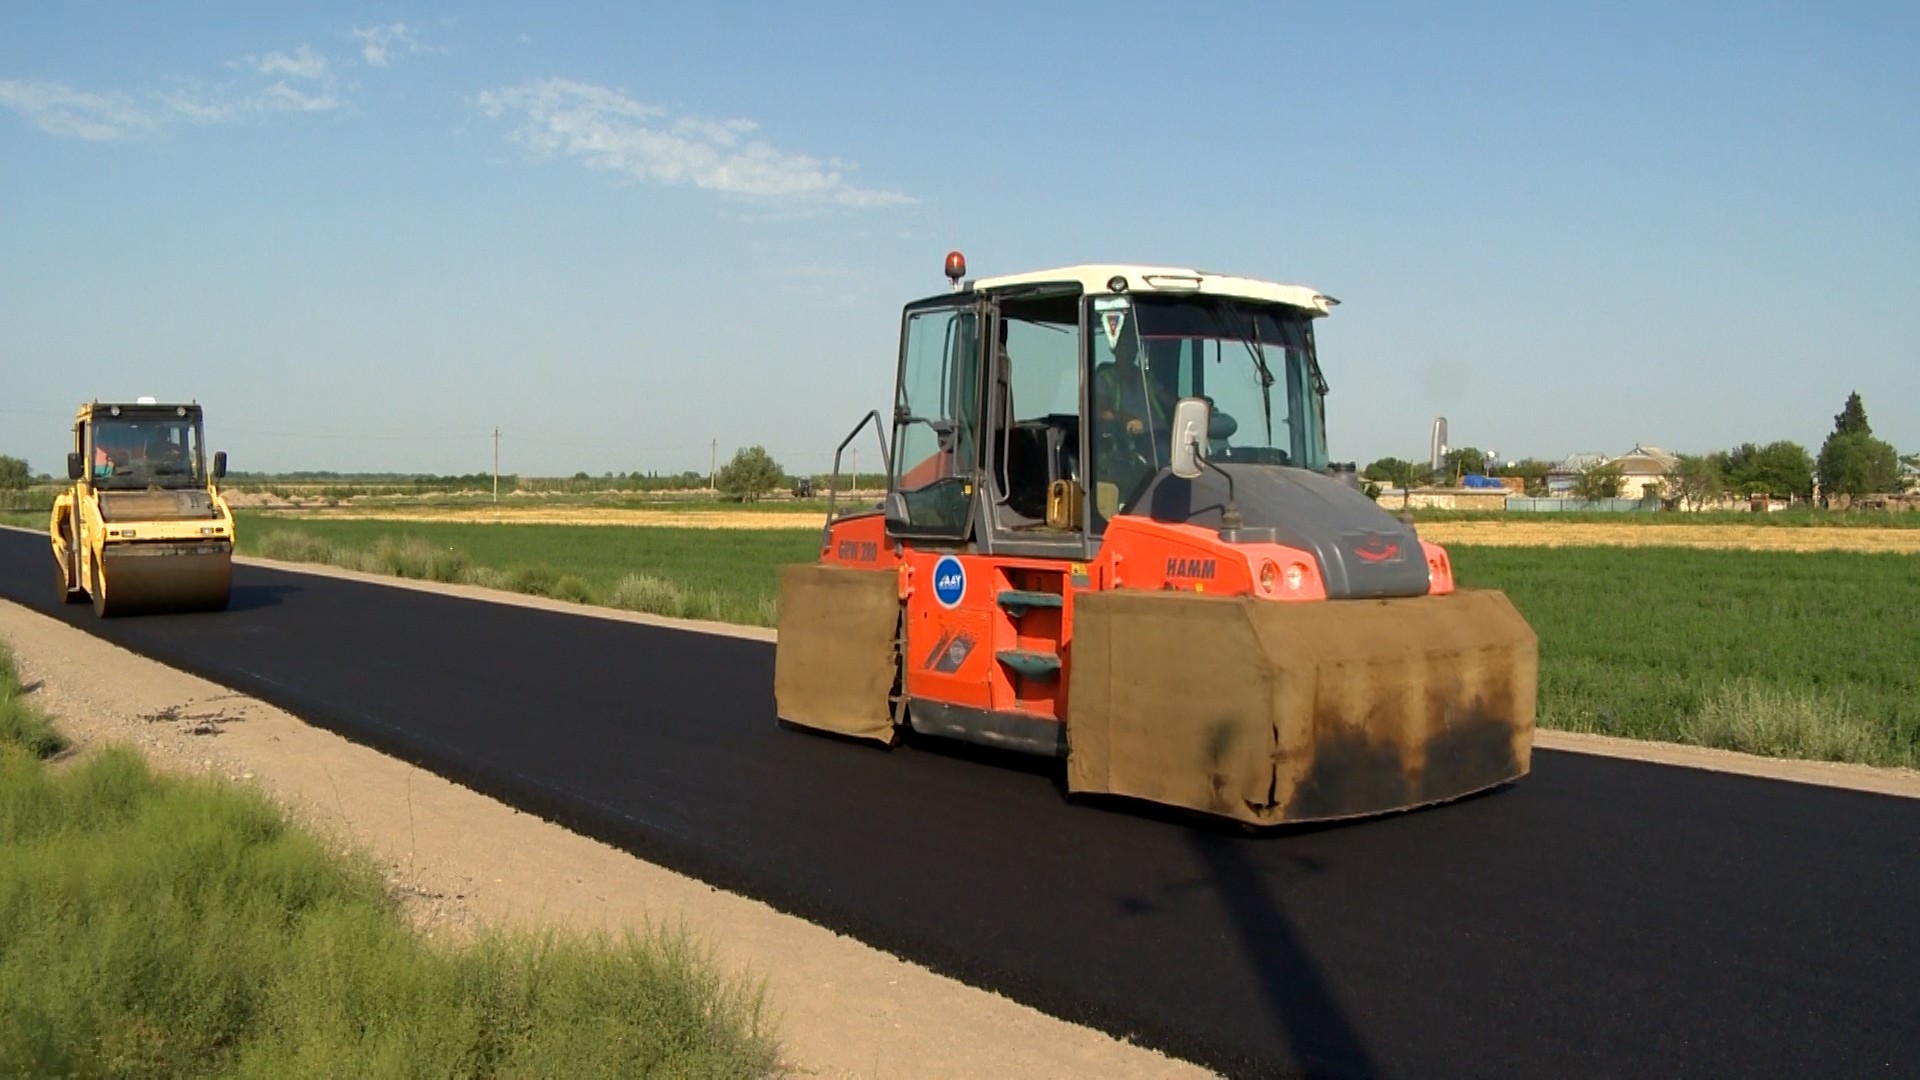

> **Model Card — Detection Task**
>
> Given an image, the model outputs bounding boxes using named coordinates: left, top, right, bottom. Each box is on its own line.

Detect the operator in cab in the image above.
left=1094, top=325, right=1178, bottom=505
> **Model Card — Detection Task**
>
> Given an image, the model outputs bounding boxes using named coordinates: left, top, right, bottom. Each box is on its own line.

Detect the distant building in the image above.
left=1545, top=452, right=1608, bottom=494
left=1544, top=445, right=1675, bottom=499
left=1608, top=444, right=1678, bottom=501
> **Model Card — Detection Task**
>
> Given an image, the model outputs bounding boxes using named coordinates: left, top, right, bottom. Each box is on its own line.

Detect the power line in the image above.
left=217, top=427, right=492, bottom=442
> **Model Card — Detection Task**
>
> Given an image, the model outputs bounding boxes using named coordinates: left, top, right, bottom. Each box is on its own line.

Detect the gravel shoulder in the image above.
left=0, top=598, right=1209, bottom=1080
left=1533, top=729, right=1920, bottom=798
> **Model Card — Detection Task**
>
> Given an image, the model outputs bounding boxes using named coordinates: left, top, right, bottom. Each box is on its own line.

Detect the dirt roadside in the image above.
left=0, top=599, right=1210, bottom=1080
left=1533, top=729, right=1920, bottom=799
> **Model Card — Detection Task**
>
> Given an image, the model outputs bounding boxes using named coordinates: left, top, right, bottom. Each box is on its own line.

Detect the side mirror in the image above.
left=1168, top=397, right=1211, bottom=480
left=67, top=452, right=84, bottom=481
left=213, top=451, right=227, bottom=479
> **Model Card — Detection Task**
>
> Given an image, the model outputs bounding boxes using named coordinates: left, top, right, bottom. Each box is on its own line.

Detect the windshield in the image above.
left=91, top=414, right=205, bottom=490
left=1140, top=297, right=1326, bottom=467
left=1090, top=295, right=1327, bottom=519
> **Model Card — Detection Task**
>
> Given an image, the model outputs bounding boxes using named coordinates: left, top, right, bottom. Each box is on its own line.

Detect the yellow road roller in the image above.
left=50, top=399, right=234, bottom=616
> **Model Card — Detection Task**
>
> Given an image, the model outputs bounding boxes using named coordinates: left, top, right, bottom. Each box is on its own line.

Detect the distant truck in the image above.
left=50, top=399, right=234, bottom=616
left=792, top=477, right=815, bottom=499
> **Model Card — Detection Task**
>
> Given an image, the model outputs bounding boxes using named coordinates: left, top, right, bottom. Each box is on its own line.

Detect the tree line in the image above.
left=1363, top=392, right=1915, bottom=506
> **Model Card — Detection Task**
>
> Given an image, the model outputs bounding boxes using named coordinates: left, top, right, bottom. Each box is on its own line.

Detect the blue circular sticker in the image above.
left=932, top=555, right=966, bottom=609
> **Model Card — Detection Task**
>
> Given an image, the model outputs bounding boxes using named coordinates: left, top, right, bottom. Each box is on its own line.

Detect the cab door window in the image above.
left=988, top=295, right=1083, bottom=532
left=889, top=304, right=981, bottom=535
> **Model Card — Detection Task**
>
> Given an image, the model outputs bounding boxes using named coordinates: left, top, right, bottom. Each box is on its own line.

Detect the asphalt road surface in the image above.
left=4, top=529, right=1916, bottom=1078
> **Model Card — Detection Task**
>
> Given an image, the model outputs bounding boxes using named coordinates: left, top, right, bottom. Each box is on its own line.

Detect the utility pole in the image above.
left=492, top=427, right=500, bottom=504
left=851, top=447, right=858, bottom=493
left=709, top=438, right=718, bottom=492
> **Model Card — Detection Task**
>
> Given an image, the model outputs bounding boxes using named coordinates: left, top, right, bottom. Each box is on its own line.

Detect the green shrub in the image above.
left=0, top=651, right=780, bottom=1077
left=461, top=566, right=514, bottom=591
left=1679, top=680, right=1891, bottom=766
left=0, top=650, right=65, bottom=761
left=608, top=574, right=692, bottom=618
left=366, top=535, right=470, bottom=583
left=506, top=566, right=558, bottom=596
left=254, top=531, right=340, bottom=565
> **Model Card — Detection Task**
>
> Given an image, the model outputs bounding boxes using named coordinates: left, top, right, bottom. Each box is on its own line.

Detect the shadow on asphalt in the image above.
left=225, top=583, right=302, bottom=612
left=1190, top=831, right=1381, bottom=1079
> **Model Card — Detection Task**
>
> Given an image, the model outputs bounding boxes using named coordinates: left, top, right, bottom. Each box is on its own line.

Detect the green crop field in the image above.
left=1450, top=545, right=1919, bottom=768
left=236, top=514, right=820, bottom=625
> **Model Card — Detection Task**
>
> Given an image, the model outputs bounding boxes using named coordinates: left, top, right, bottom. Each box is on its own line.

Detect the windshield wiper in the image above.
left=1302, top=323, right=1329, bottom=396
left=1206, top=299, right=1275, bottom=444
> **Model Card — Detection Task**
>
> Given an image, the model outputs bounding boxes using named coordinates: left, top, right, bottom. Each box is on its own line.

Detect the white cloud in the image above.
left=474, top=78, right=912, bottom=208
left=2, top=42, right=345, bottom=140
left=0, top=79, right=158, bottom=140
left=151, top=89, right=237, bottom=125
left=253, top=45, right=330, bottom=80
left=251, top=80, right=340, bottom=113
left=154, top=71, right=341, bottom=124
left=354, top=23, right=438, bottom=68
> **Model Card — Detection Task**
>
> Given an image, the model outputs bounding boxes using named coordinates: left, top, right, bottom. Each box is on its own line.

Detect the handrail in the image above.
left=823, top=410, right=891, bottom=548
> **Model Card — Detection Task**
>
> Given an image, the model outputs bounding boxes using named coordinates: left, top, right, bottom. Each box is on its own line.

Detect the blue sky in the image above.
left=3, top=2, right=1915, bottom=477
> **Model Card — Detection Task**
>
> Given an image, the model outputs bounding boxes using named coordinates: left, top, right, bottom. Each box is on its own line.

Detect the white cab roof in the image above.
left=971, top=264, right=1337, bottom=316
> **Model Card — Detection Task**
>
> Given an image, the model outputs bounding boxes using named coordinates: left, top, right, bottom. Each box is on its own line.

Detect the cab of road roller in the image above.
left=775, top=255, right=1538, bottom=825
left=50, top=399, right=235, bottom=617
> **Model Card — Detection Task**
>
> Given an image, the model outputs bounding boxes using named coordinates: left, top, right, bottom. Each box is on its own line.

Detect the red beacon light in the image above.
left=944, top=250, right=967, bottom=291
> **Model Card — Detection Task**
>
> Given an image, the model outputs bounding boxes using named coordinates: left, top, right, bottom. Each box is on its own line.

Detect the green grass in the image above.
left=1449, top=545, right=1920, bottom=768
left=0, top=649, right=780, bottom=1078
left=238, top=515, right=819, bottom=626
left=0, top=646, right=67, bottom=760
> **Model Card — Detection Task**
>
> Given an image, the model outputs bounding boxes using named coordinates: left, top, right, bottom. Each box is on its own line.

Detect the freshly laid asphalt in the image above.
left=3, top=528, right=1915, bottom=1079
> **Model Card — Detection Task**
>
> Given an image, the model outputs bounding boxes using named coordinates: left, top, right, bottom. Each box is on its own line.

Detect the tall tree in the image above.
left=1663, top=453, right=1724, bottom=511
left=1818, top=393, right=1897, bottom=499
left=1442, top=446, right=1488, bottom=484
left=0, top=455, right=28, bottom=490
left=717, top=446, right=786, bottom=503
left=1832, top=391, right=1871, bottom=437
left=1818, top=433, right=1900, bottom=498
left=1362, top=456, right=1420, bottom=489
left=1718, top=441, right=1814, bottom=500
left=1570, top=461, right=1625, bottom=501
